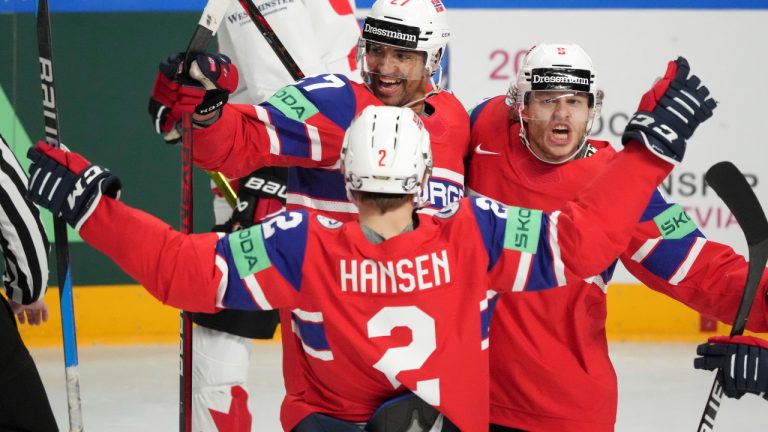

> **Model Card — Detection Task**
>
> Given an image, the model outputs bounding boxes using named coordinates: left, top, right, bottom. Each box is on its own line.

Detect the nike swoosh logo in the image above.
left=474, top=143, right=500, bottom=155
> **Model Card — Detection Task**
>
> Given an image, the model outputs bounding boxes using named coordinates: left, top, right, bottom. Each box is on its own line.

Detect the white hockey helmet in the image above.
left=358, top=0, right=450, bottom=79
left=507, top=43, right=604, bottom=164
left=341, top=106, right=433, bottom=199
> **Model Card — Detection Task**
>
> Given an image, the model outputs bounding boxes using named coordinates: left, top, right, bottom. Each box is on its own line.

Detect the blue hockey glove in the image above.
left=622, top=56, right=717, bottom=164
left=695, top=335, right=768, bottom=401
left=27, top=142, right=121, bottom=231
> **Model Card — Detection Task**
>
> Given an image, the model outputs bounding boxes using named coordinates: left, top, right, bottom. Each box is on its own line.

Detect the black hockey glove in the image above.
left=230, top=168, right=288, bottom=231
left=695, top=335, right=768, bottom=401
left=148, top=52, right=239, bottom=144
left=27, top=141, right=121, bottom=231
left=622, top=56, right=717, bottom=164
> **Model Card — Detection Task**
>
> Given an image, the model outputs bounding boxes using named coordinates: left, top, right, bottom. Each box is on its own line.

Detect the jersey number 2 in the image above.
left=367, top=306, right=440, bottom=406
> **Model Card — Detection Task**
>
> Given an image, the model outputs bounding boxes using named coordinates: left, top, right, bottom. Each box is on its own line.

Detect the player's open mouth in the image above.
left=375, top=77, right=404, bottom=96
left=550, top=125, right=571, bottom=144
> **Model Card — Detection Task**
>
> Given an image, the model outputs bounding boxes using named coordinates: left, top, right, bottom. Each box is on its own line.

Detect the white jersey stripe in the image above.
left=549, top=211, right=567, bottom=286
left=585, top=274, right=608, bottom=293
left=512, top=253, right=532, bottom=292
left=307, top=124, right=322, bottom=161
left=669, top=237, right=707, bottom=285
left=243, top=274, right=272, bottom=310
left=291, top=319, right=334, bottom=361
left=287, top=193, right=358, bottom=214
left=214, top=250, right=229, bottom=308
left=254, top=105, right=281, bottom=155
left=292, top=308, right=325, bottom=323
left=630, top=237, right=661, bottom=263
left=430, top=167, right=464, bottom=185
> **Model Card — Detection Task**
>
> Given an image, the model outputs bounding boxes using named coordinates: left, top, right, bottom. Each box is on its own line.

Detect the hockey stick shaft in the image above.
left=35, top=1, right=84, bottom=430
left=177, top=1, right=230, bottom=430
left=237, top=0, right=306, bottom=81
left=697, top=161, right=768, bottom=432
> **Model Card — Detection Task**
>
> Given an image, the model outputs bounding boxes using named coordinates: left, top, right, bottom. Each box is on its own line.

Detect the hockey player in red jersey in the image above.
left=149, top=0, right=468, bottom=221
left=28, top=102, right=681, bottom=431
left=466, top=45, right=762, bottom=431
left=148, top=1, right=467, bottom=429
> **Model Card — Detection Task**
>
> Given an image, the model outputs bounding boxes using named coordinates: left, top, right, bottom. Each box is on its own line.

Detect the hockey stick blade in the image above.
left=697, top=161, right=768, bottom=432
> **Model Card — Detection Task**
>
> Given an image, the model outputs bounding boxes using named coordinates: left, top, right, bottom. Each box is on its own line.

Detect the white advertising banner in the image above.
left=442, top=9, right=768, bottom=282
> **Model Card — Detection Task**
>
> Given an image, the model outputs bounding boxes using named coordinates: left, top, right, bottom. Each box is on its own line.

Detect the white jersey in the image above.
left=217, top=0, right=361, bottom=105
left=212, top=0, right=361, bottom=223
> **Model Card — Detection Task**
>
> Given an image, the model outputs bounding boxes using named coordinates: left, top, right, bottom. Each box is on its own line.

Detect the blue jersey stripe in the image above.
left=288, top=168, right=348, bottom=201
left=480, top=294, right=499, bottom=341
left=639, top=235, right=699, bottom=280
left=639, top=190, right=669, bottom=222
left=524, top=215, right=558, bottom=291
left=262, top=211, right=310, bottom=292
left=261, top=104, right=312, bottom=159
left=292, top=315, right=332, bottom=352
left=215, top=240, right=261, bottom=310
left=469, top=197, right=505, bottom=271
left=601, top=260, right=618, bottom=284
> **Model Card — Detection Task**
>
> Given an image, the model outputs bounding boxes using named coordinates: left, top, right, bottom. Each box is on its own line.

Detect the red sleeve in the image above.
left=191, top=77, right=358, bottom=178
left=623, top=241, right=768, bottom=332
left=80, top=198, right=223, bottom=313
left=555, top=144, right=673, bottom=280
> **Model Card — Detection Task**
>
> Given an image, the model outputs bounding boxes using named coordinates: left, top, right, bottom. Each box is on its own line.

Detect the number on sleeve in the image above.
left=262, top=212, right=304, bottom=238
left=299, top=74, right=346, bottom=92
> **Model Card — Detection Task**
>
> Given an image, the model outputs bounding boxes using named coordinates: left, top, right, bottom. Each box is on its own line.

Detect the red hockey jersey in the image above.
left=79, top=143, right=670, bottom=431
left=467, top=96, right=768, bottom=431
left=192, top=74, right=469, bottom=220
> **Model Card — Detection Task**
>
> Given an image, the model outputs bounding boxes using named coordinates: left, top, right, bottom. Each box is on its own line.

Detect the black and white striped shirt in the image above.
left=0, top=135, right=49, bottom=305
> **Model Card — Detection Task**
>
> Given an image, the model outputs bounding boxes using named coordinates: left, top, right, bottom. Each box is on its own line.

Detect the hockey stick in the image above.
left=35, top=1, right=84, bottom=430
left=236, top=0, right=306, bottom=81
left=697, top=161, right=768, bottom=432
left=176, top=1, right=230, bottom=430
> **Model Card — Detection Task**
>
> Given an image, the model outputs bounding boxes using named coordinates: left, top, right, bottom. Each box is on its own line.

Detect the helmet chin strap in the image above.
left=404, top=66, right=444, bottom=111
left=516, top=104, right=594, bottom=165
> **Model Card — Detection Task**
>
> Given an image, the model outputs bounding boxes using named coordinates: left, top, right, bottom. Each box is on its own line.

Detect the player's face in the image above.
left=364, top=43, right=429, bottom=107
left=521, top=91, right=591, bottom=162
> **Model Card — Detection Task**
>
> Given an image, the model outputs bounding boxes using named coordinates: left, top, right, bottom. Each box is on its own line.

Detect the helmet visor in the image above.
left=521, top=91, right=593, bottom=123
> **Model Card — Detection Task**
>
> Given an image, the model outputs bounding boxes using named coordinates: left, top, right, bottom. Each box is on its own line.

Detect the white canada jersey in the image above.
left=217, top=0, right=361, bottom=105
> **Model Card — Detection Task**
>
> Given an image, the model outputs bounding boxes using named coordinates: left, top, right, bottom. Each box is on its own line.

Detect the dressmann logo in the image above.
left=530, top=68, right=591, bottom=92
left=362, top=18, right=419, bottom=49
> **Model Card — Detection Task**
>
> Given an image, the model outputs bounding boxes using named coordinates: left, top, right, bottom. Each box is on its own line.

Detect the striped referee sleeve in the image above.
left=0, top=135, right=49, bottom=304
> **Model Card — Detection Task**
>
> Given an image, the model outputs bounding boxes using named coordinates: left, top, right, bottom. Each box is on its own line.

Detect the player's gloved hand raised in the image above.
left=694, top=335, right=768, bottom=401
left=27, top=141, right=121, bottom=231
left=148, top=52, right=239, bottom=144
left=622, top=56, right=717, bottom=164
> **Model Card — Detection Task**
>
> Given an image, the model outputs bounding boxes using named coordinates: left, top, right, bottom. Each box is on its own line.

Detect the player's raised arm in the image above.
left=148, top=52, right=353, bottom=178
left=25, top=142, right=302, bottom=312
left=476, top=57, right=717, bottom=291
